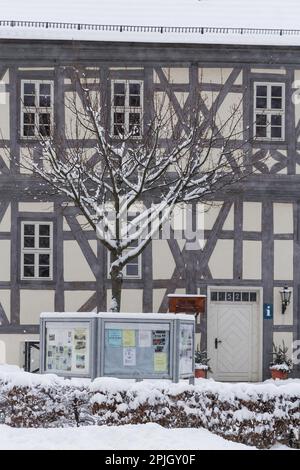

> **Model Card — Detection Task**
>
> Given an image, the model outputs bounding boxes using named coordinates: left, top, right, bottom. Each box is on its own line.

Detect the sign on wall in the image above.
left=263, top=303, right=273, bottom=320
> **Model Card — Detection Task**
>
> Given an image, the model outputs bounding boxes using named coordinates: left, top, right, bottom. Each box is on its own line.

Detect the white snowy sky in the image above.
left=0, top=0, right=298, bottom=29
left=0, top=1, right=300, bottom=45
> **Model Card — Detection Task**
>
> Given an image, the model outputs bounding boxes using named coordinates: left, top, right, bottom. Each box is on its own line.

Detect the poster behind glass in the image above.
left=104, top=322, right=170, bottom=376
left=45, top=322, right=90, bottom=375
left=179, top=322, right=194, bottom=375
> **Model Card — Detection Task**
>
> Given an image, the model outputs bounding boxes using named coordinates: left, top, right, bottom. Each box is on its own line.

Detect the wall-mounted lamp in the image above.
left=280, top=286, right=292, bottom=314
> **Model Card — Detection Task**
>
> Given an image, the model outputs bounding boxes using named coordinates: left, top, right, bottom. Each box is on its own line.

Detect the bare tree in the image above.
left=11, top=68, right=253, bottom=312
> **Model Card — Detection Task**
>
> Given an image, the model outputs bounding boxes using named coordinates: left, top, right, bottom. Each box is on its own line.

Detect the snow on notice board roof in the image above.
left=1, top=0, right=300, bottom=46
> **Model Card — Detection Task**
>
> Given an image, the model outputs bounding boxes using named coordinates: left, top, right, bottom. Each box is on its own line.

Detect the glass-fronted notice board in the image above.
left=45, top=322, right=91, bottom=375
left=103, top=321, right=171, bottom=377
left=179, top=322, right=194, bottom=375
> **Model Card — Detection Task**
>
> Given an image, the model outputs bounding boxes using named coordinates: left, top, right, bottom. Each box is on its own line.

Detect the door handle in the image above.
left=215, top=338, right=222, bottom=349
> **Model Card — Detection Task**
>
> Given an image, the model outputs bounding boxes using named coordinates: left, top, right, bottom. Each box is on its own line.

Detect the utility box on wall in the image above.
left=40, top=312, right=195, bottom=382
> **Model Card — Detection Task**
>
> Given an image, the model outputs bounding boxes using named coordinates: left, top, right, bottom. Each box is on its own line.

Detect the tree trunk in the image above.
left=110, top=265, right=123, bottom=312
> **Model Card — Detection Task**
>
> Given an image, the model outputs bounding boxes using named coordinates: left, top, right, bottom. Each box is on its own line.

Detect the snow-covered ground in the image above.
left=0, top=423, right=289, bottom=450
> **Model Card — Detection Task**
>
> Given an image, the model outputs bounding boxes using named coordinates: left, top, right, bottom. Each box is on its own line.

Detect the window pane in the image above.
left=24, top=265, right=35, bottom=277
left=24, top=113, right=35, bottom=124
left=39, top=237, right=50, bottom=248
left=114, top=83, right=125, bottom=95
left=39, top=254, right=50, bottom=266
left=256, top=97, right=267, bottom=109
left=24, top=236, right=35, bottom=248
left=24, top=253, right=35, bottom=264
left=271, top=127, right=282, bottom=138
left=24, top=95, right=35, bottom=107
left=256, top=126, right=267, bottom=138
left=39, top=113, right=51, bottom=136
left=271, top=115, right=282, bottom=126
left=211, top=292, right=218, bottom=301
left=129, top=113, right=140, bottom=135
left=114, top=95, right=125, bottom=107
left=126, top=264, right=139, bottom=276
left=242, top=292, right=249, bottom=302
left=271, top=86, right=282, bottom=97
left=114, top=82, right=125, bottom=106
left=113, top=112, right=125, bottom=136
left=218, top=292, right=225, bottom=301
left=129, top=83, right=140, bottom=95
left=23, top=113, right=35, bottom=137
left=271, top=98, right=282, bottom=109
left=39, top=94, right=51, bottom=107
left=256, top=114, right=267, bottom=125
left=24, top=83, right=35, bottom=95
left=39, top=83, right=51, bottom=95
left=129, top=95, right=140, bottom=107
left=24, top=224, right=35, bottom=235
left=234, top=292, right=241, bottom=301
left=256, top=85, right=267, bottom=97
left=250, top=292, right=257, bottom=302
left=39, top=266, right=50, bottom=278
left=39, top=225, right=50, bottom=236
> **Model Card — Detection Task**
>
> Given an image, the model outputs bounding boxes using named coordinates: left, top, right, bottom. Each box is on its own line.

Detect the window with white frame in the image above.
left=254, top=82, right=285, bottom=140
left=21, top=222, right=53, bottom=280
left=108, top=240, right=141, bottom=279
left=21, top=80, right=53, bottom=138
left=111, top=80, right=143, bottom=137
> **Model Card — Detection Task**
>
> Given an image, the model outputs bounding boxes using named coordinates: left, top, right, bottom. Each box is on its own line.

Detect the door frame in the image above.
left=207, top=286, right=263, bottom=382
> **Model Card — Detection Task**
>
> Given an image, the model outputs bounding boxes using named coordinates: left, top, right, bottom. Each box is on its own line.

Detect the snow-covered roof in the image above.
left=41, top=312, right=195, bottom=321
left=1, top=0, right=300, bottom=47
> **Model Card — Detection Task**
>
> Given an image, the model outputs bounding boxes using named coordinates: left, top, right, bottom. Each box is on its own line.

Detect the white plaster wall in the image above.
left=0, top=340, right=6, bottom=364
left=208, top=240, right=233, bottom=279
left=64, top=91, right=96, bottom=140
left=0, top=241, right=10, bottom=281
left=273, top=203, right=293, bottom=234
left=222, top=205, right=234, bottom=230
left=0, top=69, right=10, bottom=139
left=202, top=202, right=222, bottom=230
left=274, top=240, right=293, bottom=280
left=273, top=287, right=293, bottom=326
left=0, top=334, right=39, bottom=366
left=64, top=240, right=96, bottom=281
left=154, top=67, right=189, bottom=84
left=106, top=289, right=143, bottom=313
left=243, top=241, right=262, bottom=279
left=0, top=290, right=11, bottom=323
left=18, top=202, right=54, bottom=212
left=20, top=290, right=55, bottom=324
left=243, top=202, right=262, bottom=232
left=217, top=92, right=243, bottom=137
left=64, top=290, right=95, bottom=312
left=273, top=332, right=294, bottom=360
left=153, top=289, right=166, bottom=313
left=152, top=240, right=176, bottom=280
left=199, top=68, right=233, bottom=84
left=0, top=203, right=11, bottom=231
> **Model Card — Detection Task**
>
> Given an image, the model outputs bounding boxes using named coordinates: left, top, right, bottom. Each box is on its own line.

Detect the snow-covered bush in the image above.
left=0, top=366, right=299, bottom=448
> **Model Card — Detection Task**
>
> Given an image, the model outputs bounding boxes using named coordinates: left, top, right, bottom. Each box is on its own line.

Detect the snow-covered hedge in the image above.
left=0, top=366, right=299, bottom=449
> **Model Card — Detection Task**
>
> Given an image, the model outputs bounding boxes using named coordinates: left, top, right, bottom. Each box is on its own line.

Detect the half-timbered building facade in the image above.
left=0, top=0, right=299, bottom=381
